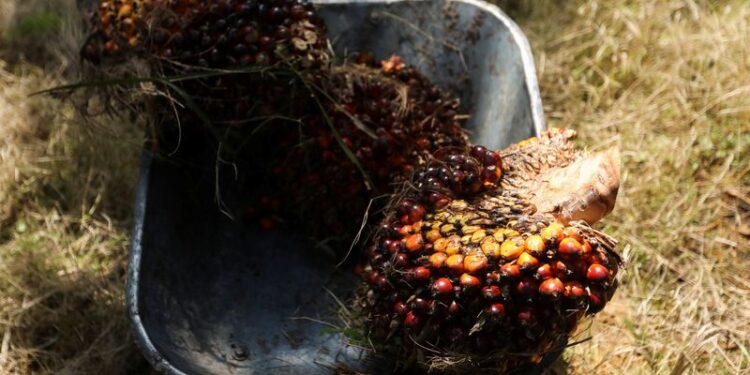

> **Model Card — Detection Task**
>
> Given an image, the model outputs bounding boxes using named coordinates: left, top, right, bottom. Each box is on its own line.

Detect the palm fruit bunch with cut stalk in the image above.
left=356, top=129, right=622, bottom=373
left=267, top=55, right=469, bottom=235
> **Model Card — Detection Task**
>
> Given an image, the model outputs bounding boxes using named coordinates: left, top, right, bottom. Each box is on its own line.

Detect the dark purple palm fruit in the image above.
left=269, top=55, right=469, bottom=238
left=357, top=129, right=623, bottom=373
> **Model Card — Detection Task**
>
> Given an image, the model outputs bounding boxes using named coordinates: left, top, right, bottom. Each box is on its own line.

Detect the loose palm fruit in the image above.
left=586, top=264, right=610, bottom=282
left=486, top=303, right=506, bottom=318
left=587, top=286, right=607, bottom=313
left=429, top=252, right=448, bottom=269
left=404, top=311, right=422, bottom=330
left=460, top=273, right=482, bottom=289
left=445, top=236, right=463, bottom=255
left=411, top=297, right=433, bottom=313
left=564, top=281, right=586, bottom=300
left=515, top=277, right=538, bottom=299
left=464, top=253, right=489, bottom=274
left=517, top=252, right=540, bottom=271
left=581, top=240, right=593, bottom=256
left=393, top=301, right=408, bottom=317
left=393, top=253, right=409, bottom=268
left=500, top=263, right=522, bottom=279
left=558, top=237, right=584, bottom=257
left=536, top=264, right=553, bottom=280
left=398, top=225, right=415, bottom=237
left=446, top=254, right=465, bottom=274
left=525, top=234, right=546, bottom=256
left=433, top=237, right=449, bottom=253
left=481, top=237, right=501, bottom=258
left=539, top=278, right=564, bottom=299
left=432, top=278, right=453, bottom=297
left=357, top=130, right=622, bottom=373
left=541, top=222, right=564, bottom=243
left=500, top=238, right=525, bottom=260
left=482, top=285, right=502, bottom=301
left=517, top=307, right=538, bottom=327
left=404, top=233, right=424, bottom=252
left=426, top=228, right=442, bottom=243
left=563, top=227, right=584, bottom=242
left=553, top=260, right=571, bottom=279
left=412, top=266, right=431, bottom=282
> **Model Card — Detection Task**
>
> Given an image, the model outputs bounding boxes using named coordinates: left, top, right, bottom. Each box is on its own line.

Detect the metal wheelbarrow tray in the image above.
left=127, top=1, right=547, bottom=373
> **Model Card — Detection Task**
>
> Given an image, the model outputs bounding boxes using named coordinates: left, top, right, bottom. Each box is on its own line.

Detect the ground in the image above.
left=0, top=0, right=748, bottom=374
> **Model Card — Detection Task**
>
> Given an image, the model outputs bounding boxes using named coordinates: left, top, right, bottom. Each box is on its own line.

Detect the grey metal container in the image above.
left=127, top=1, right=548, bottom=374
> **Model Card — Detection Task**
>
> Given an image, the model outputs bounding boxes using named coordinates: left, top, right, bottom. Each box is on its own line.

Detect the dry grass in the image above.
left=0, top=0, right=748, bottom=374
left=496, top=0, right=750, bottom=373
left=0, top=1, right=149, bottom=373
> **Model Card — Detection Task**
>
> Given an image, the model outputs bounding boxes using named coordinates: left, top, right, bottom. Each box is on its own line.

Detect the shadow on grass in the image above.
left=0, top=103, right=153, bottom=374
left=1, top=240, right=152, bottom=374
left=542, top=357, right=571, bottom=375
left=0, top=86, right=152, bottom=373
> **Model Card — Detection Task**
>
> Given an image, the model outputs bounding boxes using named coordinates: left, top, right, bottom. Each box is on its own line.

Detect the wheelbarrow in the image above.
left=127, top=0, right=550, bottom=373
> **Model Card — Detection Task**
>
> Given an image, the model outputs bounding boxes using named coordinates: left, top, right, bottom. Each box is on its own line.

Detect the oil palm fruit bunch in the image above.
left=82, top=0, right=329, bottom=128
left=357, top=129, right=622, bottom=373
left=81, top=2, right=472, bottom=241
left=85, top=0, right=327, bottom=67
left=268, top=55, right=469, bottom=236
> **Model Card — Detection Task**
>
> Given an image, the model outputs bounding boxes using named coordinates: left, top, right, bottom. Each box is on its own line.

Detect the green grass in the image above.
left=11, top=12, right=61, bottom=39
left=0, top=0, right=748, bottom=374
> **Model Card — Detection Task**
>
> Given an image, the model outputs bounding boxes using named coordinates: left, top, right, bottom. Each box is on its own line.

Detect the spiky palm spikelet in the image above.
left=357, top=129, right=622, bottom=373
